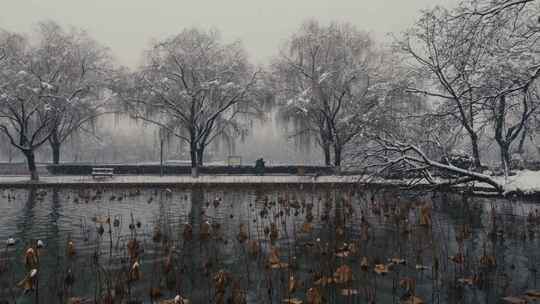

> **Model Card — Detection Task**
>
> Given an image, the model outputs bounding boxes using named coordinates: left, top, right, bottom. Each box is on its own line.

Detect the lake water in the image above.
left=0, top=185, right=539, bottom=304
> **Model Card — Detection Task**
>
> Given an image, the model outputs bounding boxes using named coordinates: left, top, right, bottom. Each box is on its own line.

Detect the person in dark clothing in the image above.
left=255, top=158, right=265, bottom=175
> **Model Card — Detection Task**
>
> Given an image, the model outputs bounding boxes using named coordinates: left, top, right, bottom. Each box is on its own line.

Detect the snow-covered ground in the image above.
left=0, top=171, right=538, bottom=196
left=494, top=170, right=540, bottom=194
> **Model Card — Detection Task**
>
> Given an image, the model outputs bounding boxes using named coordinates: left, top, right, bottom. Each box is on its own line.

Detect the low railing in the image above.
left=47, top=164, right=336, bottom=176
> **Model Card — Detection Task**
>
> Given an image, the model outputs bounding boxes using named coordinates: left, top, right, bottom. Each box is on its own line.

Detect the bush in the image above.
left=511, top=153, right=525, bottom=170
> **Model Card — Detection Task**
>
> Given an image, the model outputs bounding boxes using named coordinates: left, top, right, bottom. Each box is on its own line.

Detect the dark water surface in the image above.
left=0, top=185, right=539, bottom=303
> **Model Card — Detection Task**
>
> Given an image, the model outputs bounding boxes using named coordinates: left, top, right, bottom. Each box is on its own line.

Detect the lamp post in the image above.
left=159, top=128, right=166, bottom=177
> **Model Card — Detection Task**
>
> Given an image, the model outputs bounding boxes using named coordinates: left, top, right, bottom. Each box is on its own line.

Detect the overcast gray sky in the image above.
left=1, top=0, right=457, bottom=67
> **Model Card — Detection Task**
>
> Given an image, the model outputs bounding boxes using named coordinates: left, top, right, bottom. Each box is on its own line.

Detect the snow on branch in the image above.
left=358, top=134, right=504, bottom=192
left=453, top=0, right=536, bottom=18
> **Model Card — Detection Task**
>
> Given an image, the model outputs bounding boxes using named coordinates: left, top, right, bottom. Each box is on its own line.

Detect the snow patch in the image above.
left=496, top=170, right=540, bottom=194
left=41, top=82, right=54, bottom=90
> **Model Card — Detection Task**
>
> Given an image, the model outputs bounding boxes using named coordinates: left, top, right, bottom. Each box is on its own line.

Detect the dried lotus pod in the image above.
left=301, top=222, right=313, bottom=233
left=270, top=223, right=278, bottom=242
left=419, top=203, right=432, bottom=227
left=17, top=268, right=38, bottom=293
left=333, top=264, right=353, bottom=284
left=306, top=287, right=323, bottom=304
left=183, top=224, right=193, bottom=241
left=237, top=223, right=248, bottom=243
left=231, top=280, right=247, bottom=304
left=200, top=221, right=211, bottom=240
left=127, top=239, right=140, bottom=260
left=67, top=240, right=76, bottom=257
left=268, top=246, right=280, bottom=266
left=213, top=270, right=230, bottom=292
left=360, top=256, right=369, bottom=271
left=24, top=248, right=38, bottom=269
left=374, top=264, right=389, bottom=275
left=288, top=274, right=302, bottom=293
left=247, top=240, right=260, bottom=257
left=129, top=261, right=141, bottom=282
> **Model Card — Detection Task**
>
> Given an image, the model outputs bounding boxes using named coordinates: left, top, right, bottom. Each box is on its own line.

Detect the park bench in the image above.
left=91, top=167, right=114, bottom=179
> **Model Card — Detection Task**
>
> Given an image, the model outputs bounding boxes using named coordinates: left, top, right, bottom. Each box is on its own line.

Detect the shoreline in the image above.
left=0, top=174, right=360, bottom=187
left=0, top=174, right=539, bottom=199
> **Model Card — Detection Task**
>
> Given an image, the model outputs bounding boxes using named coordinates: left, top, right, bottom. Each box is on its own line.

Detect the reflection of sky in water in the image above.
left=0, top=187, right=539, bottom=303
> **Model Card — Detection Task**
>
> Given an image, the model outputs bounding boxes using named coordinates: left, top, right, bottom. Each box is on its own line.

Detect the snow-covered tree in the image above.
left=397, top=6, right=490, bottom=168
left=474, top=1, right=540, bottom=173
left=272, top=20, right=390, bottom=167
left=398, top=0, right=540, bottom=171
left=0, top=31, right=59, bottom=180
left=121, top=28, right=264, bottom=173
left=30, top=21, right=117, bottom=164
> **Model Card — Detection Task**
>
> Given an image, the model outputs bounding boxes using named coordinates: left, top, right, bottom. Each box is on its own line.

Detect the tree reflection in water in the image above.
left=0, top=186, right=538, bottom=303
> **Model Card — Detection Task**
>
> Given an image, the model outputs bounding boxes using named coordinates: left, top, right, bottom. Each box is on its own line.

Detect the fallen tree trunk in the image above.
left=357, top=135, right=504, bottom=193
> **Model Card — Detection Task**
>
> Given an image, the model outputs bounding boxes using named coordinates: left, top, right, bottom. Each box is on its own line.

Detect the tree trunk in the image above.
left=190, top=147, right=197, bottom=168
left=196, top=147, right=204, bottom=167
left=333, top=144, right=342, bottom=167
left=50, top=141, right=61, bottom=165
left=504, top=148, right=511, bottom=170
left=517, top=125, right=528, bottom=155
left=24, top=150, right=39, bottom=181
left=493, top=95, right=518, bottom=175
left=499, top=142, right=511, bottom=178
left=503, top=144, right=511, bottom=168
left=50, top=129, right=61, bottom=164
left=323, top=145, right=331, bottom=166
left=160, top=139, right=164, bottom=177
left=190, top=142, right=198, bottom=177
left=470, top=133, right=482, bottom=169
